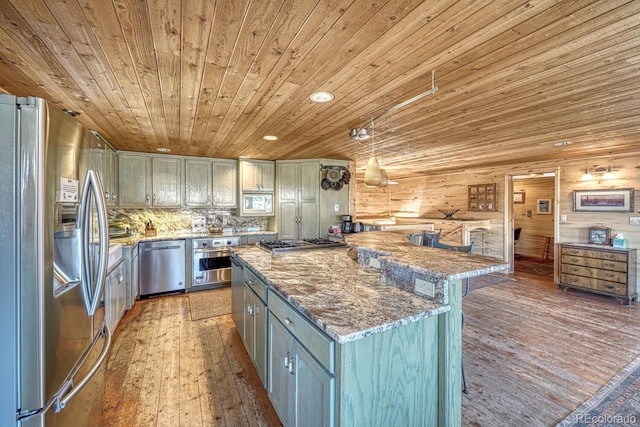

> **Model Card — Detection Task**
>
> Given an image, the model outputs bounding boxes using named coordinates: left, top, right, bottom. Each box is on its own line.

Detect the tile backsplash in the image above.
left=108, top=207, right=270, bottom=235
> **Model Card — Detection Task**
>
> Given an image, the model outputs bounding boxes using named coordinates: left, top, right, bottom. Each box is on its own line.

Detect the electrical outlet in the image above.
left=560, top=214, right=567, bottom=223
left=334, top=204, right=339, bottom=212
left=630, top=217, right=640, bottom=225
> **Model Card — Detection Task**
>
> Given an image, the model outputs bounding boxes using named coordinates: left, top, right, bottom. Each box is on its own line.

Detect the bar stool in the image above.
left=542, top=236, right=552, bottom=260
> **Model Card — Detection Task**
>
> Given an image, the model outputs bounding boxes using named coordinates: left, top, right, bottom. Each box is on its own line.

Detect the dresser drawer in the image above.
left=561, top=274, right=627, bottom=294
left=561, top=246, right=628, bottom=263
left=268, top=290, right=335, bottom=373
left=561, top=255, right=627, bottom=272
left=561, top=264, right=627, bottom=283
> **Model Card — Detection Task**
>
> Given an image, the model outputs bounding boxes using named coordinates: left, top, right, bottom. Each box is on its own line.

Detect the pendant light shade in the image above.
left=379, top=168, right=389, bottom=187
left=364, top=156, right=382, bottom=186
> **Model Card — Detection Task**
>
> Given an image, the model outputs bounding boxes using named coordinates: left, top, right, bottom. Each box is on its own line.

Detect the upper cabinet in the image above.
left=152, top=157, right=182, bottom=207
left=239, top=159, right=275, bottom=192
left=118, top=153, right=182, bottom=207
left=184, top=158, right=212, bottom=207
left=211, top=160, right=237, bottom=207
left=185, top=159, right=237, bottom=208
left=118, top=153, right=151, bottom=207
left=103, top=145, right=118, bottom=206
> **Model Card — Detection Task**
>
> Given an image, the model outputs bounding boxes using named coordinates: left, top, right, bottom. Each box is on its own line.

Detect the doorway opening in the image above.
left=505, top=170, right=559, bottom=279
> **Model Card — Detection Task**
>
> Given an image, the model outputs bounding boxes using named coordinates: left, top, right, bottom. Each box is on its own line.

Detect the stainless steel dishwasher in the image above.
left=139, top=240, right=186, bottom=296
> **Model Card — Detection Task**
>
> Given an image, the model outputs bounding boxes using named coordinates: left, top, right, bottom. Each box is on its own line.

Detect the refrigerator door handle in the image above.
left=79, top=170, right=109, bottom=316
left=17, top=323, right=112, bottom=421
left=54, top=323, right=112, bottom=413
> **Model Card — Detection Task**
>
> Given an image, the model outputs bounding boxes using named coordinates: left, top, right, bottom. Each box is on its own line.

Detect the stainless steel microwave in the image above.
left=239, top=193, right=274, bottom=216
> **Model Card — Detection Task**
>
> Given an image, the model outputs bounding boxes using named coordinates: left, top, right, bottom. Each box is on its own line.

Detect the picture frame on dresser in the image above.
left=573, top=188, right=634, bottom=212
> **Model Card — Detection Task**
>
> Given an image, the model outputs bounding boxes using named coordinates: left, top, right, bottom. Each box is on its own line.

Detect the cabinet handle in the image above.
left=605, top=284, right=614, bottom=289
left=284, top=317, right=295, bottom=326
left=113, top=193, right=117, bottom=201
left=604, top=263, right=615, bottom=268
left=118, top=274, right=123, bottom=283
left=605, top=273, right=615, bottom=278
left=284, top=351, right=290, bottom=368
left=153, top=194, right=157, bottom=201
left=570, top=267, right=579, bottom=272
left=570, top=257, right=579, bottom=263
left=247, top=305, right=254, bottom=316
left=105, top=192, right=110, bottom=201
left=146, top=194, right=150, bottom=202
left=288, top=354, right=295, bottom=375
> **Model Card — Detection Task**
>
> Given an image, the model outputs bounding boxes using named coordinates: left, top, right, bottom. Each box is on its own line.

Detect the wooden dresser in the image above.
left=559, top=243, right=637, bottom=305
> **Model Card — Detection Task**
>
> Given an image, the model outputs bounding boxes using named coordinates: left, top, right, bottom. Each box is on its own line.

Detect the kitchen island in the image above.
left=231, top=231, right=509, bottom=427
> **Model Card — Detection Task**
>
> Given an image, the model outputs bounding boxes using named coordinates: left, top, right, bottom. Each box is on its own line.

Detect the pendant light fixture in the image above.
left=352, top=69, right=439, bottom=188
left=364, top=119, right=383, bottom=186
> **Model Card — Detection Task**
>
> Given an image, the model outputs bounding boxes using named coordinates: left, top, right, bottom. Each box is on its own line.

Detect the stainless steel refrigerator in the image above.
left=0, top=95, right=112, bottom=426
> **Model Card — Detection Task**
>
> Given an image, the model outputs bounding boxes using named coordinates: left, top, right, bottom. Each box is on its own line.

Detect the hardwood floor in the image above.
left=103, top=271, right=640, bottom=426
left=103, top=295, right=281, bottom=427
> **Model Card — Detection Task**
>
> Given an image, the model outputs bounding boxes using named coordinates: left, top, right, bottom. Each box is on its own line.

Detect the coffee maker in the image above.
left=341, top=215, right=353, bottom=234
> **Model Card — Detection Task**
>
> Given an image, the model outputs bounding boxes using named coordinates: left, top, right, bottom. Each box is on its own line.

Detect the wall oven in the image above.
left=190, top=236, right=240, bottom=291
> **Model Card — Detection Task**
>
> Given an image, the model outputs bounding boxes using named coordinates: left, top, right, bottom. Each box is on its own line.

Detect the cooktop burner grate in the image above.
left=258, top=238, right=345, bottom=253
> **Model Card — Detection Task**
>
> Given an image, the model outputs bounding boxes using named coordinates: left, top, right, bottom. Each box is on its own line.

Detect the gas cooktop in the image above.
left=258, top=238, right=345, bottom=254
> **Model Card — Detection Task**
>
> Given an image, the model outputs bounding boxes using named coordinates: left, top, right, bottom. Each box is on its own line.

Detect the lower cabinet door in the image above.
left=254, top=296, right=267, bottom=386
left=243, top=285, right=255, bottom=356
left=231, top=258, right=245, bottom=338
left=268, top=315, right=294, bottom=426
left=294, top=343, right=334, bottom=427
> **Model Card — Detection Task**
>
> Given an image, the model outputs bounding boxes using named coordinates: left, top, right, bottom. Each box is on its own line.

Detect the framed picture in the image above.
left=468, top=184, right=497, bottom=211
left=513, top=192, right=525, bottom=204
left=537, top=198, right=551, bottom=214
left=573, top=188, right=635, bottom=212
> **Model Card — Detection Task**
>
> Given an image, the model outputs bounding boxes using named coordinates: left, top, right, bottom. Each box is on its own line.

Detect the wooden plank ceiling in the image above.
left=1, top=0, right=639, bottom=180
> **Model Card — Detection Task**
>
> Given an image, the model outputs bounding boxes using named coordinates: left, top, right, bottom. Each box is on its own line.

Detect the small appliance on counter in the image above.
left=191, top=216, right=207, bottom=233
left=341, top=215, right=363, bottom=233
left=341, top=215, right=353, bottom=234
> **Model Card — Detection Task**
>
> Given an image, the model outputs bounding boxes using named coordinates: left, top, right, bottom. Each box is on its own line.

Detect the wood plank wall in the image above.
left=354, top=152, right=640, bottom=264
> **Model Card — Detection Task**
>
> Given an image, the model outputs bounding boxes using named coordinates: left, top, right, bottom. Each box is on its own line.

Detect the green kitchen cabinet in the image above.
left=211, top=159, right=237, bottom=207
left=277, top=160, right=319, bottom=240
left=240, top=159, right=275, bottom=192
left=185, top=158, right=237, bottom=208
left=151, top=156, right=182, bottom=207
left=118, top=153, right=151, bottom=207
left=268, top=293, right=334, bottom=427
left=118, top=153, right=182, bottom=207
left=184, top=158, right=212, bottom=207
left=235, top=262, right=268, bottom=387
left=231, top=256, right=245, bottom=340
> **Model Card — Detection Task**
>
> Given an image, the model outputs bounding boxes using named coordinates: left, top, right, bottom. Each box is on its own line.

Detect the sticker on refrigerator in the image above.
left=58, top=177, right=79, bottom=202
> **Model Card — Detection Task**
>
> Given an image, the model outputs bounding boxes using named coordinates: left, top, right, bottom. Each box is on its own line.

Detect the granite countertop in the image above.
left=111, top=230, right=277, bottom=247
left=232, top=244, right=450, bottom=344
left=345, top=231, right=509, bottom=281
left=233, top=231, right=509, bottom=344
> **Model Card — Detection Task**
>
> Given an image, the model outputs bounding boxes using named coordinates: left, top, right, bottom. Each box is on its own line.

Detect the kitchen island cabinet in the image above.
left=232, top=231, right=509, bottom=426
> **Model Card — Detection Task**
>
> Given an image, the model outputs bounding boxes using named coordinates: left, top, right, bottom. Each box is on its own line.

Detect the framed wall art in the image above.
left=537, top=198, right=551, bottom=214
left=468, top=183, right=497, bottom=211
left=513, top=192, right=525, bottom=204
left=573, top=188, right=634, bottom=212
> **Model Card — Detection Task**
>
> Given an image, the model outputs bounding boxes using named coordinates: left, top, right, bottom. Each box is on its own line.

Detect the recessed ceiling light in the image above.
left=156, top=147, right=171, bottom=152
left=263, top=135, right=278, bottom=141
left=554, top=141, right=573, bottom=147
left=310, top=91, right=334, bottom=103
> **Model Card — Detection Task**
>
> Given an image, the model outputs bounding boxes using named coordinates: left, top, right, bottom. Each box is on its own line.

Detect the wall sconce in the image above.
left=580, top=166, right=617, bottom=181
